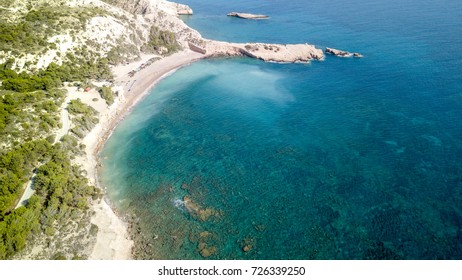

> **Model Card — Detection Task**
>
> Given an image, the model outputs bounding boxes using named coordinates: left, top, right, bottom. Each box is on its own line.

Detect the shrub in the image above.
left=99, top=86, right=114, bottom=105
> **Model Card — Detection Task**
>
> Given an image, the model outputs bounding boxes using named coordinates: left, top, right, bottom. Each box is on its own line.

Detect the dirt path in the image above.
left=14, top=169, right=39, bottom=209
left=55, top=97, right=71, bottom=143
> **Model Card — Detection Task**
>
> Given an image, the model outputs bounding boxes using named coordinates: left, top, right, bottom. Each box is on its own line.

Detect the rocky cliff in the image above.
left=101, top=0, right=153, bottom=15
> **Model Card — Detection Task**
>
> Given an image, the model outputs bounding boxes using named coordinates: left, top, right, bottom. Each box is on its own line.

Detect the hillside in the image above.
left=1, top=0, right=202, bottom=71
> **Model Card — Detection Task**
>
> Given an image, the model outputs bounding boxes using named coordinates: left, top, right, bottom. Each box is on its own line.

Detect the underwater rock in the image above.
left=242, top=244, right=253, bottom=252
left=200, top=246, right=217, bottom=258
left=184, top=195, right=222, bottom=222
left=200, top=231, right=212, bottom=238
left=196, top=231, right=218, bottom=258
left=253, top=224, right=267, bottom=232
left=240, top=237, right=256, bottom=253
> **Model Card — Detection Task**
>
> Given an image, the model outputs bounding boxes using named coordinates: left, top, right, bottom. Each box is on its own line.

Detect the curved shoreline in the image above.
left=95, top=51, right=206, bottom=157
left=85, top=30, right=324, bottom=262
left=85, top=0, right=324, bottom=260
left=87, top=50, right=206, bottom=259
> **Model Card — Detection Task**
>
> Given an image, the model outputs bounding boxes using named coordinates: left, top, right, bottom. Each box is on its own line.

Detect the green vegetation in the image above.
left=57, top=50, right=113, bottom=81
left=0, top=3, right=114, bottom=81
left=99, top=86, right=115, bottom=105
left=67, top=98, right=95, bottom=116
left=67, top=99, right=98, bottom=139
left=106, top=43, right=139, bottom=65
left=1, top=52, right=112, bottom=91
left=0, top=141, right=101, bottom=259
left=0, top=55, right=111, bottom=143
left=0, top=140, right=52, bottom=216
left=1, top=75, right=61, bottom=92
left=34, top=145, right=100, bottom=230
left=0, top=88, right=101, bottom=258
left=0, top=88, right=64, bottom=146
left=0, top=5, right=108, bottom=53
left=0, top=48, right=107, bottom=260
left=0, top=19, right=48, bottom=53
left=0, top=197, right=42, bottom=259
left=142, top=26, right=180, bottom=54
left=60, top=135, right=85, bottom=157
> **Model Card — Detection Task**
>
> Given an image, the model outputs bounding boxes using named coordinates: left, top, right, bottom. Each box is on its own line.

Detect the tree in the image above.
left=0, top=69, right=18, bottom=79
left=99, top=86, right=114, bottom=105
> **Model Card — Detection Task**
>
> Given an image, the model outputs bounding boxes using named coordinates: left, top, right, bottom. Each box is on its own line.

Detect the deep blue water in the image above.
left=100, top=0, right=462, bottom=259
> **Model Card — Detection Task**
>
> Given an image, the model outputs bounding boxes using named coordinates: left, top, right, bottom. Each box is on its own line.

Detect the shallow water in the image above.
left=100, top=0, right=462, bottom=259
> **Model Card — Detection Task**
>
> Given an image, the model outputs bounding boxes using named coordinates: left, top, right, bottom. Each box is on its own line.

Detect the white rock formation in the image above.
left=227, top=12, right=269, bottom=19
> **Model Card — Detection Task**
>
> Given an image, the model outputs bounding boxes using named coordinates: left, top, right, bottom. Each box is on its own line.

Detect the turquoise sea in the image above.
left=100, top=0, right=462, bottom=259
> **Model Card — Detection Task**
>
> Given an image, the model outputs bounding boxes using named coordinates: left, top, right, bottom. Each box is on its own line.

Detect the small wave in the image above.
left=173, top=198, right=185, bottom=210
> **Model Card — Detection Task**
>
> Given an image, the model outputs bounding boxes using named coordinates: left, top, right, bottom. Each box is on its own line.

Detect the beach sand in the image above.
left=75, top=50, right=206, bottom=259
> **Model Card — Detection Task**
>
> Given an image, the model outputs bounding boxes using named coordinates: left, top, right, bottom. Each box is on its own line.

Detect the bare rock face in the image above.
left=325, top=47, right=363, bottom=58
left=227, top=12, right=269, bottom=19
left=102, top=0, right=152, bottom=14
left=188, top=42, right=207, bottom=54
left=201, top=41, right=325, bottom=62
left=176, top=4, right=193, bottom=15
left=240, top=43, right=325, bottom=62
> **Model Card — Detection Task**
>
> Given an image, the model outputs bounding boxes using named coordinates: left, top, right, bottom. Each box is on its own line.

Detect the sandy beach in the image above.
left=75, top=49, right=206, bottom=259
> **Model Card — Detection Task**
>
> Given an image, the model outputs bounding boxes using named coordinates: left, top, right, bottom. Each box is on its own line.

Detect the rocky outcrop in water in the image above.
left=325, top=47, right=363, bottom=58
left=240, top=43, right=324, bottom=62
left=183, top=195, right=222, bottom=222
left=227, top=12, right=269, bottom=19
left=202, top=41, right=325, bottom=63
left=176, top=5, right=193, bottom=15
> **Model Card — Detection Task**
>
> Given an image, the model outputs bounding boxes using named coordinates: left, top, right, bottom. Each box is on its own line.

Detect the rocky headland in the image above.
left=201, top=41, right=324, bottom=63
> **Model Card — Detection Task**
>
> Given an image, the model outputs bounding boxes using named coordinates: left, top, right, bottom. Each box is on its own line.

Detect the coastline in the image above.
left=79, top=0, right=324, bottom=260
left=85, top=50, right=206, bottom=259
left=85, top=47, right=322, bottom=259
left=5, top=0, right=455, bottom=263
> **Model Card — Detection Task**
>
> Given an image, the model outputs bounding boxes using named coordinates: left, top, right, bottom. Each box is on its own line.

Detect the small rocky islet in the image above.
left=227, top=12, right=269, bottom=19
